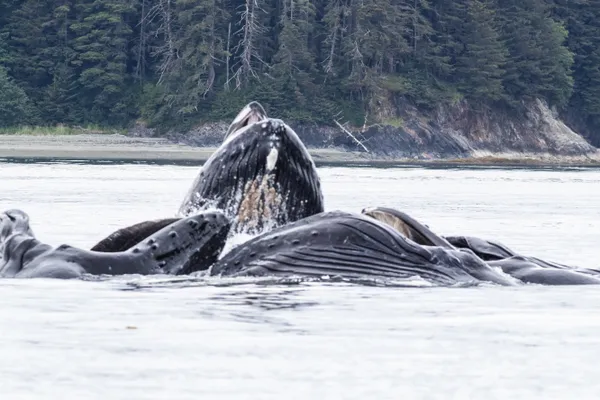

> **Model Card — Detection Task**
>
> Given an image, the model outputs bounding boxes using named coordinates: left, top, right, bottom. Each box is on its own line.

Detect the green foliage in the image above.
left=137, top=83, right=168, bottom=126
left=70, top=0, right=136, bottom=125
left=497, top=0, right=574, bottom=108
left=398, top=69, right=461, bottom=109
left=0, top=0, right=597, bottom=145
left=0, top=32, right=9, bottom=64
left=549, top=0, right=600, bottom=145
left=0, top=67, right=36, bottom=127
left=382, top=118, right=404, bottom=128
left=153, top=0, right=231, bottom=119
left=207, top=80, right=351, bottom=125
left=450, top=0, right=508, bottom=102
left=379, top=75, right=410, bottom=94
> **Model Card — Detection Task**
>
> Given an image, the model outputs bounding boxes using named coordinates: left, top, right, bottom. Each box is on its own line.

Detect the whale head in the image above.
left=127, top=210, right=231, bottom=275
left=224, top=101, right=268, bottom=141
left=178, top=115, right=324, bottom=235
left=0, top=209, right=34, bottom=243
left=0, top=209, right=40, bottom=277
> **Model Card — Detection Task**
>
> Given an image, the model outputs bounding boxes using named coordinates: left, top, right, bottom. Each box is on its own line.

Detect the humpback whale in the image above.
left=178, top=103, right=324, bottom=235
left=362, top=206, right=600, bottom=286
left=208, top=211, right=519, bottom=287
left=91, top=218, right=181, bottom=253
left=361, top=206, right=454, bottom=248
left=445, top=235, right=600, bottom=285
left=89, top=102, right=323, bottom=251
left=224, top=101, right=268, bottom=140
left=0, top=209, right=230, bottom=279
left=443, top=236, right=518, bottom=261
left=7, top=100, right=595, bottom=289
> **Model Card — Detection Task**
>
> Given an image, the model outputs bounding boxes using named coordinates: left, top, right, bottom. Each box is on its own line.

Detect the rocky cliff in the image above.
left=129, top=97, right=598, bottom=161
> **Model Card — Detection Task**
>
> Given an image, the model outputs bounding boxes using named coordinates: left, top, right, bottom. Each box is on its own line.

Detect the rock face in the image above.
left=129, top=98, right=598, bottom=159
left=327, top=98, right=596, bottom=159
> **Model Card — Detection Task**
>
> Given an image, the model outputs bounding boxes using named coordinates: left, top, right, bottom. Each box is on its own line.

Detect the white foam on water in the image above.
left=219, top=231, right=258, bottom=259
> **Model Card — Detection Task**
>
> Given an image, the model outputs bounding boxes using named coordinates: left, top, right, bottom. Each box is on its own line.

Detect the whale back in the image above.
left=210, top=211, right=517, bottom=286
left=178, top=118, right=324, bottom=235
left=443, top=235, right=517, bottom=261
left=488, top=257, right=600, bottom=285
left=444, top=235, right=600, bottom=285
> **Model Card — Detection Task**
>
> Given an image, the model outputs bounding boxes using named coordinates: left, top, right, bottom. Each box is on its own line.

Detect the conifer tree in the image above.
left=0, top=66, right=35, bottom=126
left=271, top=0, right=318, bottom=109
left=70, top=0, right=135, bottom=123
left=451, top=0, right=507, bottom=103
left=496, top=0, right=573, bottom=107
left=157, top=0, right=231, bottom=116
left=551, top=0, right=600, bottom=139
left=1, top=0, right=599, bottom=134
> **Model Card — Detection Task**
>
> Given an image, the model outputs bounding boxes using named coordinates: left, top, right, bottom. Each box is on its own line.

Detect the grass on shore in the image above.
left=0, top=124, right=126, bottom=136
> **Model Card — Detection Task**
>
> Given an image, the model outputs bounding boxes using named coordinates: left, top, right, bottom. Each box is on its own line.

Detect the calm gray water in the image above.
left=1, top=161, right=600, bottom=399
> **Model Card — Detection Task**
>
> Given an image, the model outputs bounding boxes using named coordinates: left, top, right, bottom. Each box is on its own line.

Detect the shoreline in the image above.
left=1, top=133, right=599, bottom=168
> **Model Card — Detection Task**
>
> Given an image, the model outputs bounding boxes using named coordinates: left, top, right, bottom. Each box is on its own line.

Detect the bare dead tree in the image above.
left=224, top=22, right=231, bottom=91
left=202, top=0, right=218, bottom=96
left=413, top=0, right=417, bottom=54
left=323, top=0, right=342, bottom=75
left=134, top=0, right=147, bottom=85
left=350, top=40, right=366, bottom=81
left=149, top=0, right=179, bottom=84
left=334, top=120, right=369, bottom=152
left=228, top=0, right=266, bottom=89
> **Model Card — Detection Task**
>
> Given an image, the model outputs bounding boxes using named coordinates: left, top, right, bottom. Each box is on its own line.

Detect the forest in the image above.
left=0, top=0, right=599, bottom=145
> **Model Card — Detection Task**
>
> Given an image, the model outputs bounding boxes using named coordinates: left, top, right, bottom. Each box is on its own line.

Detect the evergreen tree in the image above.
left=551, top=0, right=600, bottom=137
left=345, top=0, right=410, bottom=91
left=270, top=0, right=318, bottom=112
left=1, top=0, right=600, bottom=138
left=4, top=1, right=56, bottom=94
left=3, top=0, right=79, bottom=122
left=408, top=0, right=453, bottom=79
left=496, top=0, right=574, bottom=107
left=156, top=0, right=231, bottom=118
left=571, top=1, right=600, bottom=122
left=0, top=66, right=35, bottom=126
left=395, top=0, right=455, bottom=107
left=39, top=1, right=79, bottom=123
left=229, top=0, right=272, bottom=88
left=70, top=0, right=135, bottom=124
left=451, top=0, right=507, bottom=102
left=0, top=0, right=13, bottom=65
left=0, top=31, right=9, bottom=65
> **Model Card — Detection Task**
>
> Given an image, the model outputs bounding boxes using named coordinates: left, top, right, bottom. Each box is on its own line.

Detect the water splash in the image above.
left=121, top=273, right=453, bottom=291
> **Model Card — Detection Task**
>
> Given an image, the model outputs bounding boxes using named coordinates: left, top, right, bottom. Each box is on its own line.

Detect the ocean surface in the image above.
left=1, top=160, right=600, bottom=399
